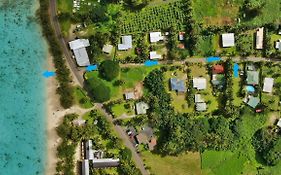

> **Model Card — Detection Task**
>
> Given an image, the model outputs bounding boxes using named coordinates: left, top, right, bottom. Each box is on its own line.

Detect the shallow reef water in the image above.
left=0, top=0, right=47, bottom=174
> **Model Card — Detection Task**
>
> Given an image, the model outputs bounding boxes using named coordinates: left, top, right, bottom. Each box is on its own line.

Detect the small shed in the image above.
left=275, top=40, right=281, bottom=51
left=193, top=78, right=207, bottom=90
left=149, top=51, right=162, bottom=59
left=263, top=78, right=274, bottom=93
left=102, top=44, right=113, bottom=54
left=178, top=32, right=185, bottom=41
left=222, top=33, right=235, bottom=47
left=195, top=94, right=204, bottom=103
left=196, top=103, right=207, bottom=111
left=135, top=102, right=149, bottom=115
left=124, top=92, right=135, bottom=100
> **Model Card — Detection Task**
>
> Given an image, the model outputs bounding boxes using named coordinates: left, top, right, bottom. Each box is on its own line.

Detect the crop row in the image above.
left=119, top=2, right=186, bottom=33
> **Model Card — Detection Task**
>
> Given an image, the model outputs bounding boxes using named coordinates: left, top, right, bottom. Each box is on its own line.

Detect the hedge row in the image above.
left=38, top=0, right=74, bottom=108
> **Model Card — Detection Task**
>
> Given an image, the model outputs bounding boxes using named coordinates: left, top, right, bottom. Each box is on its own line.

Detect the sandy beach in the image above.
left=45, top=54, right=63, bottom=175
left=44, top=53, right=93, bottom=174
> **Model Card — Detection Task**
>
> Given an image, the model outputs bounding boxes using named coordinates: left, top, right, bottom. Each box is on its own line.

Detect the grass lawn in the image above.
left=242, top=0, right=281, bottom=26
left=261, top=64, right=281, bottom=111
left=85, top=66, right=160, bottom=101
left=111, top=102, right=135, bottom=118
left=192, top=0, right=243, bottom=26
left=191, top=64, right=218, bottom=113
left=195, top=35, right=215, bottom=57
left=57, top=0, right=73, bottom=13
left=163, top=69, right=192, bottom=113
left=73, top=86, right=93, bottom=109
left=142, top=151, right=202, bottom=175
left=202, top=150, right=249, bottom=175
left=233, top=63, right=243, bottom=107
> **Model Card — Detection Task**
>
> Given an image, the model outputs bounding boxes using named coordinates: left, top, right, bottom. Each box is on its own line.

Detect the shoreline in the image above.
left=45, top=53, right=62, bottom=175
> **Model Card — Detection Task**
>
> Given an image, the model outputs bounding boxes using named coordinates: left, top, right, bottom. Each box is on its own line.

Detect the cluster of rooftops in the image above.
left=82, top=140, right=120, bottom=175
left=68, top=27, right=281, bottom=67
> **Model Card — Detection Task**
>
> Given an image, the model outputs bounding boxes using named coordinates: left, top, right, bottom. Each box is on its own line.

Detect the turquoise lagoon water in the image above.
left=0, top=0, right=47, bottom=174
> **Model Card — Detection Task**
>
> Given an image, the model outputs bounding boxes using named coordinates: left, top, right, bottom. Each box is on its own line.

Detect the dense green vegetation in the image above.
left=99, top=60, right=120, bottom=81
left=56, top=111, right=141, bottom=175
left=73, top=86, right=93, bottom=108
left=38, top=0, right=74, bottom=108
left=87, top=76, right=111, bottom=102
left=120, top=1, right=185, bottom=33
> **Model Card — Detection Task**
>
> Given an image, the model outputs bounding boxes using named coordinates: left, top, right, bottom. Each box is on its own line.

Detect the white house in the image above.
left=275, top=40, right=281, bottom=51
left=263, top=78, right=274, bottom=93
left=118, top=35, right=133, bottom=50
left=222, top=33, right=235, bottom=47
left=149, top=32, right=164, bottom=43
left=69, top=39, right=91, bottom=66
left=193, top=78, right=207, bottom=90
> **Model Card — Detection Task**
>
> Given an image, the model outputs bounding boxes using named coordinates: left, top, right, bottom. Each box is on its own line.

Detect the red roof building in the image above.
left=212, top=65, right=225, bottom=74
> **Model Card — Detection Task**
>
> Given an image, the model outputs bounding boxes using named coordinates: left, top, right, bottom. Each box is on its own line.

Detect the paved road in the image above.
left=49, top=0, right=84, bottom=87
left=49, top=1, right=149, bottom=174
left=95, top=104, right=149, bottom=175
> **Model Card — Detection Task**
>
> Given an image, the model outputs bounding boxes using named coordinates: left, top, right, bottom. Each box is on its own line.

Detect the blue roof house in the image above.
left=170, top=78, right=186, bottom=93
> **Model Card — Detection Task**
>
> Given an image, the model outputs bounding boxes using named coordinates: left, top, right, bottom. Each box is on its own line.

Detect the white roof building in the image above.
left=149, top=32, right=164, bottom=43
left=118, top=35, right=133, bottom=50
left=82, top=160, right=90, bottom=175
left=222, top=33, right=235, bottom=47
left=85, top=140, right=94, bottom=160
left=193, top=78, right=207, bottom=90
left=92, top=158, right=120, bottom=168
left=125, top=92, right=135, bottom=100
left=149, top=51, right=161, bottom=59
left=102, top=44, right=113, bottom=54
left=256, top=27, right=264, bottom=49
left=263, top=78, right=274, bottom=93
left=69, top=39, right=91, bottom=66
left=275, top=40, right=281, bottom=51
left=136, top=102, right=149, bottom=115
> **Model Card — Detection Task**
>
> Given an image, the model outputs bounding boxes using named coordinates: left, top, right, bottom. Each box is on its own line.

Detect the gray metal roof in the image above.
left=222, top=33, right=235, bottom=47
left=69, top=39, right=91, bottom=66
left=82, top=160, right=90, bottom=175
left=247, top=96, right=260, bottom=108
left=263, top=78, right=274, bottom=93
left=118, top=35, right=133, bottom=50
left=196, top=102, right=207, bottom=111
left=170, top=78, right=186, bottom=92
left=193, top=78, right=207, bottom=90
